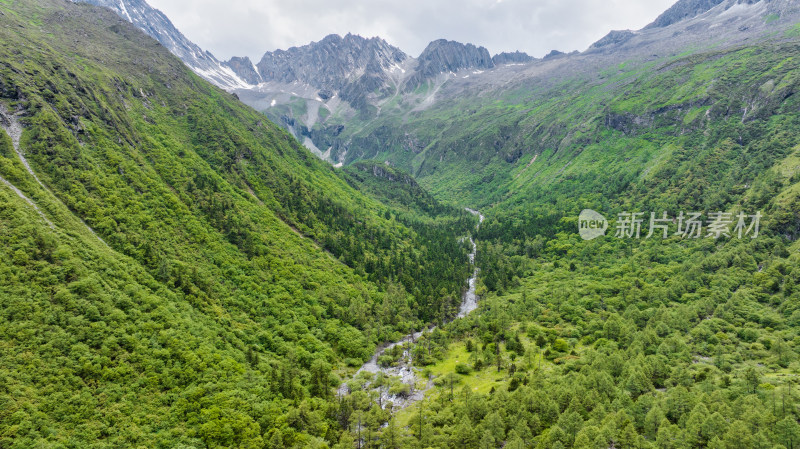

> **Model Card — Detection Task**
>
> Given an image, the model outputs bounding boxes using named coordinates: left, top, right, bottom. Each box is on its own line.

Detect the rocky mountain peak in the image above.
left=73, top=0, right=250, bottom=89
left=492, top=51, right=534, bottom=65
left=252, top=33, right=408, bottom=90
left=644, top=0, right=727, bottom=28
left=224, top=56, right=261, bottom=85
left=401, top=39, right=495, bottom=90
left=543, top=49, right=566, bottom=59
left=589, top=30, right=636, bottom=50
left=415, top=39, right=494, bottom=77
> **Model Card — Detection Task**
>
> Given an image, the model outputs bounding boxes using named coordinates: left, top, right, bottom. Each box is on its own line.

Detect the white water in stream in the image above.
left=459, top=209, right=484, bottom=318
left=338, top=208, right=485, bottom=411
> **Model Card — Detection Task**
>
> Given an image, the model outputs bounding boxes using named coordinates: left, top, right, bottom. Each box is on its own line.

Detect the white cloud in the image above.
left=146, top=0, right=677, bottom=61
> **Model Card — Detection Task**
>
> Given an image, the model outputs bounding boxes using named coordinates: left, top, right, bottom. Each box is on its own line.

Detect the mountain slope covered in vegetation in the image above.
left=4, top=0, right=800, bottom=448
left=329, top=5, right=800, bottom=449
left=0, top=0, right=472, bottom=447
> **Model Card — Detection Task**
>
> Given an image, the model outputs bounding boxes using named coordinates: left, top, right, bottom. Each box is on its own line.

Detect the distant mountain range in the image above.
left=73, top=0, right=536, bottom=93
left=71, top=0, right=539, bottom=154
left=75, top=0, right=800, bottom=163
left=74, top=0, right=762, bottom=96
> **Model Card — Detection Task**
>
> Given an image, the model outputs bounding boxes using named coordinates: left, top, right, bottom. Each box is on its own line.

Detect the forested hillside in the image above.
left=0, top=0, right=471, bottom=447
left=4, top=0, right=800, bottom=448
left=334, top=16, right=800, bottom=449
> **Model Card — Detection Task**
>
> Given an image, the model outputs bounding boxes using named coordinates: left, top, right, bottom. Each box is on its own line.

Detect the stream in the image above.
left=337, top=208, right=484, bottom=411
left=459, top=208, right=484, bottom=318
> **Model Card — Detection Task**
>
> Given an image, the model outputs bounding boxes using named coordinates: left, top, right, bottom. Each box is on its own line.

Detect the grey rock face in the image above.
left=73, top=0, right=249, bottom=88
left=224, top=56, right=262, bottom=85
left=79, top=0, right=799, bottom=169
left=416, top=39, right=494, bottom=77
left=492, top=51, right=534, bottom=65
left=253, top=34, right=408, bottom=90
left=224, top=33, right=409, bottom=113
left=590, top=30, right=636, bottom=49
left=543, top=50, right=566, bottom=59
left=645, top=0, right=726, bottom=28
left=403, top=39, right=495, bottom=90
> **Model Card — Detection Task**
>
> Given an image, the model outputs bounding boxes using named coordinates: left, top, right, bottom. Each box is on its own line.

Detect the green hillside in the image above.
left=329, top=38, right=800, bottom=219
left=0, top=0, right=471, bottom=447
left=323, top=17, right=800, bottom=449
left=341, top=161, right=472, bottom=224
left=4, top=0, right=800, bottom=448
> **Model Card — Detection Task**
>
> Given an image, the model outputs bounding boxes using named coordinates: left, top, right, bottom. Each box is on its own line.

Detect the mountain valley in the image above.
left=2, top=0, right=800, bottom=448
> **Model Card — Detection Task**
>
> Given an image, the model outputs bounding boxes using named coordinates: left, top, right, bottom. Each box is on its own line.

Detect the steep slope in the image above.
left=403, top=39, right=495, bottom=91
left=492, top=51, right=535, bottom=65
left=0, top=0, right=471, bottom=447
left=224, top=56, right=262, bottom=85
left=71, top=0, right=539, bottom=160
left=240, top=35, right=517, bottom=160
left=318, top=2, right=800, bottom=447
left=255, top=33, right=410, bottom=117
left=317, top=0, right=800, bottom=201
left=342, top=161, right=466, bottom=224
left=242, top=0, right=795, bottom=164
left=645, top=0, right=727, bottom=28
left=374, top=32, right=800, bottom=449
left=74, top=0, right=251, bottom=89
left=251, top=34, right=408, bottom=91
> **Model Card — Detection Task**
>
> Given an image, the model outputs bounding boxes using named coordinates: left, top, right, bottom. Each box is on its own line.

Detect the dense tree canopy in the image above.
left=2, top=0, right=800, bottom=448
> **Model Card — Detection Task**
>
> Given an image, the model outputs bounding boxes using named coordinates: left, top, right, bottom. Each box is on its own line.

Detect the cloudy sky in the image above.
left=146, top=0, right=677, bottom=61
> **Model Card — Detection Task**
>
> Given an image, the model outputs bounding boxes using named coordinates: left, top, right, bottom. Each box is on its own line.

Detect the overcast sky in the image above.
left=146, top=0, right=677, bottom=61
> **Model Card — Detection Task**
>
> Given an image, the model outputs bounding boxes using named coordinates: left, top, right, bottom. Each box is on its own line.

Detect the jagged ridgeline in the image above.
left=0, top=0, right=471, bottom=446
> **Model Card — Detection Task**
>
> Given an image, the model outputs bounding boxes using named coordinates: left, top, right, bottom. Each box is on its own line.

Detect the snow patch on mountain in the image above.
left=74, top=0, right=252, bottom=91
